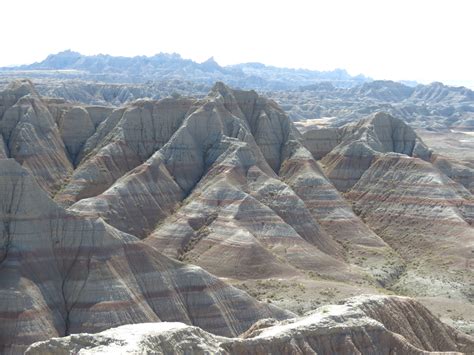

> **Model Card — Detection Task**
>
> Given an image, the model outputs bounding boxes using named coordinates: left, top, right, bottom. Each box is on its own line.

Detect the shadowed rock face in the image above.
left=58, top=106, right=95, bottom=163
left=432, top=154, right=474, bottom=194
left=26, top=295, right=474, bottom=354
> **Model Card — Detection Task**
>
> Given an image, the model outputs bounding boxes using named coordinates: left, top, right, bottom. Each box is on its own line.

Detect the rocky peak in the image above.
left=201, top=56, right=222, bottom=72
left=40, top=50, right=83, bottom=69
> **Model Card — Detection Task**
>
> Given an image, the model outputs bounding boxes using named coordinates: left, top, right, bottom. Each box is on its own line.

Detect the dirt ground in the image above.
left=227, top=274, right=474, bottom=335
left=416, top=129, right=474, bottom=164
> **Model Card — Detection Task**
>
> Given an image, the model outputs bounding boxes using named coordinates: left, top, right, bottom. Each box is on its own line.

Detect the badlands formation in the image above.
left=0, top=79, right=472, bottom=353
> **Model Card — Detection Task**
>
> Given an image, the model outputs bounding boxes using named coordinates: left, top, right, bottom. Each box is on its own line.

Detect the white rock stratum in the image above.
left=26, top=295, right=474, bottom=354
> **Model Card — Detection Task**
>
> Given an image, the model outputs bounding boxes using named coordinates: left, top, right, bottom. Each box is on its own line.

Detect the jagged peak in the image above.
left=353, top=112, right=419, bottom=135
left=202, top=56, right=218, bottom=65
left=211, top=81, right=258, bottom=100
left=50, top=49, right=82, bottom=57
left=200, top=56, right=222, bottom=72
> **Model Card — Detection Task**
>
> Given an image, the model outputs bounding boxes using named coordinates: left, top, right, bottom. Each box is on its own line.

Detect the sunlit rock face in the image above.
left=64, top=81, right=395, bottom=284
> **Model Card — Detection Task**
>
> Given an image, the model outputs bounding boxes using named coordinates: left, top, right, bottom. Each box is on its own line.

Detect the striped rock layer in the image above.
left=68, top=82, right=400, bottom=284
left=303, top=113, right=473, bottom=301
left=0, top=159, right=291, bottom=354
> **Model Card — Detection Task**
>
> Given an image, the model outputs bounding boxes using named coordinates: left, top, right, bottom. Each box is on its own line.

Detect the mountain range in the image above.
left=0, top=50, right=368, bottom=89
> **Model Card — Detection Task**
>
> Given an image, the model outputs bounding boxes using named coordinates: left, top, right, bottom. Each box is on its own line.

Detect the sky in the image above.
left=1, top=0, right=473, bottom=85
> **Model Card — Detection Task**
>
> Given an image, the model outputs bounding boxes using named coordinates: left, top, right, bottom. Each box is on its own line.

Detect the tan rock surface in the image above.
left=432, top=154, right=474, bottom=193
left=69, top=83, right=376, bottom=283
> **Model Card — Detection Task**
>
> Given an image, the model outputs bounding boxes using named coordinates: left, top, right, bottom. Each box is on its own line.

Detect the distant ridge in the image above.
left=0, top=50, right=370, bottom=89
left=2, top=51, right=473, bottom=131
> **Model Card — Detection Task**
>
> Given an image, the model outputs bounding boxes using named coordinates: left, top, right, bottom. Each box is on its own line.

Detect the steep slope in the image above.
left=279, top=142, right=404, bottom=286
left=303, top=114, right=473, bottom=329
left=69, top=83, right=401, bottom=284
left=0, top=159, right=291, bottom=354
left=347, top=154, right=473, bottom=301
left=0, top=80, right=115, bottom=196
left=0, top=81, right=401, bottom=287
left=0, top=80, right=74, bottom=194
left=1, top=80, right=472, bottom=351
left=26, top=295, right=474, bottom=354
left=432, top=154, right=474, bottom=193
left=54, top=97, right=195, bottom=206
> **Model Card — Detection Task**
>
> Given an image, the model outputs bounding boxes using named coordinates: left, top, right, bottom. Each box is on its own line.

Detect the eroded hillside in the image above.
left=0, top=79, right=472, bottom=353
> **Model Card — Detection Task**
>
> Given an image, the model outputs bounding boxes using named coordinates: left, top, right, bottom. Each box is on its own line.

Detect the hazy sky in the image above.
left=2, top=0, right=473, bottom=85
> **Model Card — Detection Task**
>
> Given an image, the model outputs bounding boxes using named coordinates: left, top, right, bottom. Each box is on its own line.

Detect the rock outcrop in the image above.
left=303, top=113, right=473, bottom=330
left=55, top=97, right=194, bottom=206
left=26, top=295, right=474, bottom=354
left=0, top=81, right=402, bottom=287
left=315, top=112, right=432, bottom=191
